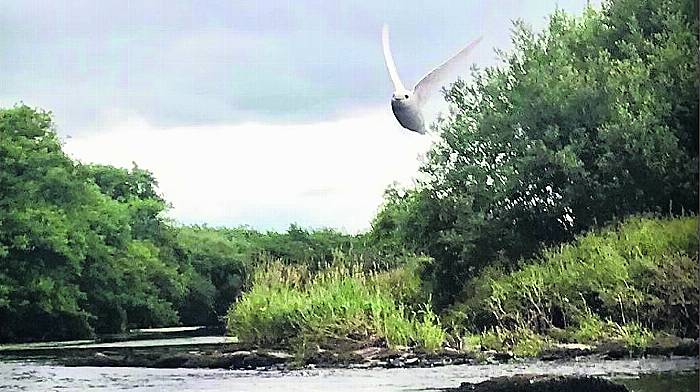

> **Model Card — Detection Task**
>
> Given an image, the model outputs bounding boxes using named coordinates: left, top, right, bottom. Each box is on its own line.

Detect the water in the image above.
left=0, top=336, right=237, bottom=352
left=0, top=357, right=696, bottom=391
left=616, top=372, right=698, bottom=392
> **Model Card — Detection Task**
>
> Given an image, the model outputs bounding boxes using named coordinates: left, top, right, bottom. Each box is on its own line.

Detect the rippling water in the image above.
left=0, top=357, right=696, bottom=391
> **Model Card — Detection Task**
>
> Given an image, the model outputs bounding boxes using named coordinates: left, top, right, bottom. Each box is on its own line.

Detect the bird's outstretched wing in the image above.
left=382, top=24, right=406, bottom=92
left=413, top=36, right=482, bottom=106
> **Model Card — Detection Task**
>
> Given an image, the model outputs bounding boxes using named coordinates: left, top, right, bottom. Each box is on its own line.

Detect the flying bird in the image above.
left=382, top=24, right=482, bottom=134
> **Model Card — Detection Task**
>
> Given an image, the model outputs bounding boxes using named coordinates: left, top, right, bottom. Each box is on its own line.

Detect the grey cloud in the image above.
left=1, top=0, right=597, bottom=136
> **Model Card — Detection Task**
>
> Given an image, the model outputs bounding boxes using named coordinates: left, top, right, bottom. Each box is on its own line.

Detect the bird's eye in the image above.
left=404, top=94, right=409, bottom=99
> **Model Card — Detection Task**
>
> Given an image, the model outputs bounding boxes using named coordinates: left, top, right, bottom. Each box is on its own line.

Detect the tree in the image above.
left=372, top=0, right=699, bottom=307
left=0, top=106, right=96, bottom=339
left=175, top=226, right=249, bottom=325
left=0, top=106, right=188, bottom=340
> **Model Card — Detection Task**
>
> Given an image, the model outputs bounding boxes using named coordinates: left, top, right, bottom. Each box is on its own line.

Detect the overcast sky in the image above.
left=1, top=0, right=596, bottom=233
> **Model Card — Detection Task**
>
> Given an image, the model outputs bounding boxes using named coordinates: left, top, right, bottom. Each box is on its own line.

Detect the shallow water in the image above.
left=0, top=356, right=696, bottom=392
left=616, top=371, right=698, bottom=392
left=0, top=336, right=237, bottom=352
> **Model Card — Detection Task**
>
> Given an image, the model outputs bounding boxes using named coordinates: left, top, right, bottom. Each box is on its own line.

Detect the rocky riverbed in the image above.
left=6, top=335, right=693, bottom=371
left=0, top=356, right=696, bottom=392
left=445, top=375, right=630, bottom=391
left=1, top=334, right=697, bottom=391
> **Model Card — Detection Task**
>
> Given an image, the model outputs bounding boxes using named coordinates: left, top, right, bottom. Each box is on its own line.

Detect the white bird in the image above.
left=382, top=24, right=482, bottom=134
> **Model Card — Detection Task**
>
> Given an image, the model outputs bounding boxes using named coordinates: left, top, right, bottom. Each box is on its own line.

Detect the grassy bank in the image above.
left=227, top=216, right=698, bottom=358
left=226, top=255, right=446, bottom=353
left=446, top=216, right=698, bottom=356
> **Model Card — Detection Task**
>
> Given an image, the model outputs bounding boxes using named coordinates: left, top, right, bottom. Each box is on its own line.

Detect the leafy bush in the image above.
left=471, top=327, right=548, bottom=357
left=567, top=314, right=654, bottom=350
left=613, top=322, right=654, bottom=350
left=569, top=313, right=607, bottom=343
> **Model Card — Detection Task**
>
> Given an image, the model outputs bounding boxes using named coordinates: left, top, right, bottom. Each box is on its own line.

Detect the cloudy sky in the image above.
left=1, top=0, right=595, bottom=232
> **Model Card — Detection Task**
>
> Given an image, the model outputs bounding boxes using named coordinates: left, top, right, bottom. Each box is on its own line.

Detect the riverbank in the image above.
left=1, top=334, right=696, bottom=371
left=2, top=332, right=696, bottom=391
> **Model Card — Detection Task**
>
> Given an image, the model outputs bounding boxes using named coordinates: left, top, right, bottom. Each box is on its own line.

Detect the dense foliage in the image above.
left=0, top=108, right=373, bottom=341
left=371, top=0, right=699, bottom=307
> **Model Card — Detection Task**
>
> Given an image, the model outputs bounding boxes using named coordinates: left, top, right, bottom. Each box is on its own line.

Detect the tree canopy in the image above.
left=0, top=107, right=368, bottom=341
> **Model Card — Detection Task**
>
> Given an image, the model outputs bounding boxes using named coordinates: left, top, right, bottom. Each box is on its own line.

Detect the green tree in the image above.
left=0, top=106, right=189, bottom=340
left=175, top=226, right=250, bottom=325
left=0, top=106, right=96, bottom=339
left=372, top=0, right=699, bottom=307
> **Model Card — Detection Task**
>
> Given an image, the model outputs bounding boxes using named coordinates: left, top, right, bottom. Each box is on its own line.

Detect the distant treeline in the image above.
left=0, top=112, right=391, bottom=341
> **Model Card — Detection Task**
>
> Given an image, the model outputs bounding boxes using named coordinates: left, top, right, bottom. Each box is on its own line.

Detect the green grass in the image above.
left=447, top=216, right=699, bottom=355
left=461, top=327, right=548, bottom=357
left=226, top=257, right=445, bottom=352
left=228, top=216, right=697, bottom=358
left=565, top=313, right=654, bottom=349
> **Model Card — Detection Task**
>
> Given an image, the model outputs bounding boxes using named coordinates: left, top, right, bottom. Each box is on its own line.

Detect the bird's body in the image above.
left=391, top=97, right=425, bottom=134
left=381, top=24, right=481, bottom=134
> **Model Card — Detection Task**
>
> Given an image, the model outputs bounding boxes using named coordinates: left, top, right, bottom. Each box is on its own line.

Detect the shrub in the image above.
left=477, top=327, right=548, bottom=357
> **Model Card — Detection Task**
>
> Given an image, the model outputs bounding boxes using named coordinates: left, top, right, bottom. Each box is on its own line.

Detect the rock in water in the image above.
left=449, top=375, right=629, bottom=392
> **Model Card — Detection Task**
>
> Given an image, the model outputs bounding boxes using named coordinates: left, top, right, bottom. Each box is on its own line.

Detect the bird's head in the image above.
left=392, top=90, right=412, bottom=102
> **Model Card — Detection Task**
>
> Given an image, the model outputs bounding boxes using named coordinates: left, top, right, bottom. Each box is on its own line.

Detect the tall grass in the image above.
left=448, top=216, right=699, bottom=350
left=227, top=255, right=445, bottom=351
left=228, top=216, right=697, bottom=357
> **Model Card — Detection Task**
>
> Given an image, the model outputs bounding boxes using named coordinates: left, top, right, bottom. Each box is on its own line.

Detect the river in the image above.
left=1, top=356, right=696, bottom=391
